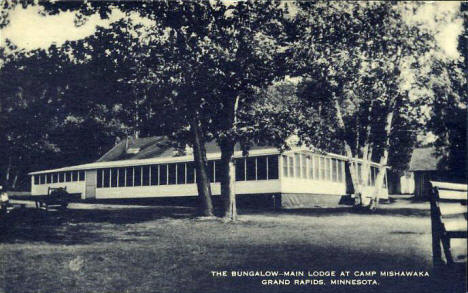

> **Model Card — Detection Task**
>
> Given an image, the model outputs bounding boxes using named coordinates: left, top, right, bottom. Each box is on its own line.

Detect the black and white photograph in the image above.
left=0, top=1, right=466, bottom=292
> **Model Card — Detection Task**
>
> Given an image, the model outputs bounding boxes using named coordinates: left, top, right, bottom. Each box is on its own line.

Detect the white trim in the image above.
left=140, top=166, right=143, bottom=186
left=213, top=161, right=216, bottom=183
left=149, top=165, right=153, bottom=185
left=194, top=164, right=196, bottom=183
left=244, top=158, right=247, bottom=180
left=254, top=157, right=257, bottom=180
left=158, top=165, right=162, bottom=185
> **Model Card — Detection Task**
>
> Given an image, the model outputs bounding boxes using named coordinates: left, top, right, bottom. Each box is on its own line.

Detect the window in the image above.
left=134, top=166, right=142, bottom=186
left=282, top=155, right=288, bottom=177
left=294, top=153, right=301, bottom=178
left=97, top=169, right=103, bottom=188
left=142, top=165, right=150, bottom=186
left=150, top=165, right=158, bottom=185
left=118, top=167, right=126, bottom=187
left=208, top=161, right=215, bottom=183
left=111, top=168, right=118, bottom=187
left=126, top=167, right=134, bottom=186
left=59, top=172, right=65, bottom=183
left=257, top=156, right=267, bottom=180
left=308, top=156, right=313, bottom=179
left=34, top=175, right=39, bottom=185
left=47, top=173, right=52, bottom=184
left=186, top=162, right=195, bottom=184
left=177, top=163, right=186, bottom=184
left=338, top=160, right=344, bottom=182
left=246, top=157, right=256, bottom=181
left=66, top=172, right=71, bottom=182
left=53, top=173, right=58, bottom=183
left=41, top=175, right=46, bottom=184
left=103, top=168, right=110, bottom=188
left=357, top=163, right=362, bottom=184
left=72, top=171, right=78, bottom=182
left=214, top=160, right=222, bottom=183
left=160, top=165, right=167, bottom=185
left=326, top=158, right=331, bottom=181
left=288, top=156, right=294, bottom=178
left=235, top=158, right=246, bottom=181
left=370, top=167, right=376, bottom=186
left=314, top=156, right=320, bottom=180
left=168, top=164, right=176, bottom=185
left=319, top=157, right=325, bottom=180
left=267, top=156, right=279, bottom=180
left=301, top=154, right=307, bottom=178
left=79, top=171, right=85, bottom=181
left=332, top=159, right=338, bottom=182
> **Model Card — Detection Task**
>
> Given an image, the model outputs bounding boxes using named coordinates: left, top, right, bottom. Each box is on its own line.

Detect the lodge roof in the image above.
left=409, top=147, right=443, bottom=171
left=97, top=136, right=274, bottom=162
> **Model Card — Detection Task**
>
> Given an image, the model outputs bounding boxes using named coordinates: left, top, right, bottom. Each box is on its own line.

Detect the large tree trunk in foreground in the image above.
left=190, top=117, right=214, bottom=217
left=334, top=100, right=360, bottom=197
left=219, top=95, right=239, bottom=221
left=220, top=141, right=237, bottom=221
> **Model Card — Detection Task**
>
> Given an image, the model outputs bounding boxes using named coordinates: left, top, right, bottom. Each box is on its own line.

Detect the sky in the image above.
left=402, top=1, right=464, bottom=60
left=1, top=6, right=123, bottom=50
left=0, top=2, right=464, bottom=60
left=0, top=5, right=152, bottom=52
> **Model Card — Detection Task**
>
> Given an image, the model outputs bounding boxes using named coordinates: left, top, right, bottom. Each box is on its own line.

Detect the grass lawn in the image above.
left=0, top=199, right=465, bottom=293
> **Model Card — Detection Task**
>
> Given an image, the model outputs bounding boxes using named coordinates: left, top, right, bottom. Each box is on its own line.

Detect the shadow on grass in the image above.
left=0, top=206, right=196, bottom=245
left=0, top=201, right=429, bottom=245
left=260, top=206, right=430, bottom=217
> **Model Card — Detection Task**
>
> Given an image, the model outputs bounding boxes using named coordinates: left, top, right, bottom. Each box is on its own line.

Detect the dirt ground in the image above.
left=0, top=198, right=466, bottom=293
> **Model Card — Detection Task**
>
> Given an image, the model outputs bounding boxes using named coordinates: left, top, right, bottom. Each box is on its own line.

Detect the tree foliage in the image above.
left=428, top=2, right=467, bottom=179
left=288, top=2, right=439, bottom=204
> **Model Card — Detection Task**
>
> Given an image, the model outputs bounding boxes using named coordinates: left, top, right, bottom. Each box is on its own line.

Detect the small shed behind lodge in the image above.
left=409, top=147, right=465, bottom=198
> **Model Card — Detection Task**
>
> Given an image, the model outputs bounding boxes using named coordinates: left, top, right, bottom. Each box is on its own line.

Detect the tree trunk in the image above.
left=2, top=156, right=12, bottom=190
left=190, top=116, right=214, bottom=217
left=357, top=101, right=375, bottom=206
left=369, top=95, right=397, bottom=211
left=372, top=110, right=394, bottom=201
left=219, top=95, right=240, bottom=221
left=12, top=171, right=18, bottom=190
left=360, top=123, right=373, bottom=190
left=334, top=100, right=359, bottom=197
left=359, top=143, right=374, bottom=206
left=220, top=141, right=237, bottom=221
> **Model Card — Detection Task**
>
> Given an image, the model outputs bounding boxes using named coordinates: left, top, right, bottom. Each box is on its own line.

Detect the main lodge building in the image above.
left=29, top=136, right=388, bottom=208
